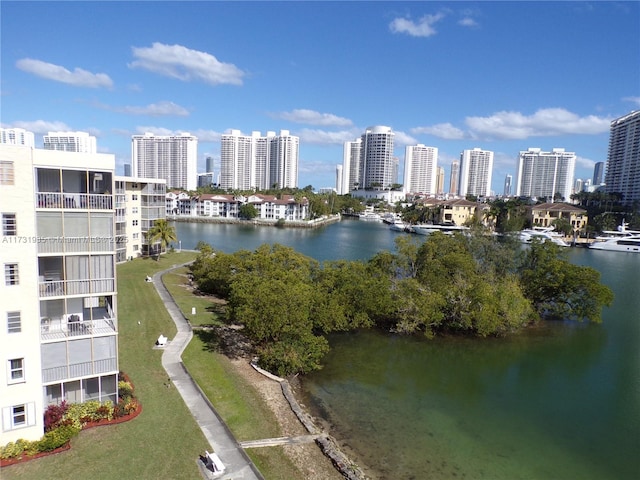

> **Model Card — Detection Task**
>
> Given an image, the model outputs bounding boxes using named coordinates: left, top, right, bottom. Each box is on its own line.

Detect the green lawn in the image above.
left=3, top=252, right=307, bottom=480
left=162, top=267, right=224, bottom=327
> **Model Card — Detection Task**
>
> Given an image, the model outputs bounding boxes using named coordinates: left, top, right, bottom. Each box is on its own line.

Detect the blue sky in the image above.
left=2, top=1, right=639, bottom=193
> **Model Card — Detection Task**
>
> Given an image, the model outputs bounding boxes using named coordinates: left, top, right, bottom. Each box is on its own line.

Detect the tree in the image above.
left=238, top=203, right=258, bottom=220
left=146, top=219, right=177, bottom=259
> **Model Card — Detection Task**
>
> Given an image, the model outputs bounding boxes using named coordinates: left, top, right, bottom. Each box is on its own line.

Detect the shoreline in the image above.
left=168, top=214, right=341, bottom=229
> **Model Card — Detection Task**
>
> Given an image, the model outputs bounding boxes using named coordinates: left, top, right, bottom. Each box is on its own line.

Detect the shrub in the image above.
left=44, top=401, right=68, bottom=432
left=37, top=424, right=80, bottom=452
left=118, top=380, right=134, bottom=399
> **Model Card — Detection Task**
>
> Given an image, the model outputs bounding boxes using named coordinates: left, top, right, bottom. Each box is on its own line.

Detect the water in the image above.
left=173, top=220, right=640, bottom=480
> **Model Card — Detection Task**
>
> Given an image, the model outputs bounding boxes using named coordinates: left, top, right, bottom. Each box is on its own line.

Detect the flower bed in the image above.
left=0, top=372, right=141, bottom=467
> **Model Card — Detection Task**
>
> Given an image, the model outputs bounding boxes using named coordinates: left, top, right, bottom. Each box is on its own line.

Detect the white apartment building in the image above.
left=131, top=133, right=197, bottom=191
left=335, top=164, right=344, bottom=195
left=516, top=148, right=575, bottom=201
left=0, top=128, right=35, bottom=147
left=403, top=144, right=438, bottom=195
left=219, top=130, right=299, bottom=191
left=43, top=131, right=97, bottom=154
left=114, top=177, right=166, bottom=262
left=1, top=145, right=118, bottom=444
left=360, top=126, right=395, bottom=190
left=342, top=138, right=362, bottom=193
left=605, top=110, right=640, bottom=204
left=459, top=148, right=494, bottom=197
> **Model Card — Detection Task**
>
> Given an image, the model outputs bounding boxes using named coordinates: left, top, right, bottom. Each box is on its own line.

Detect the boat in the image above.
left=593, top=220, right=640, bottom=241
left=389, top=219, right=411, bottom=232
left=412, top=224, right=469, bottom=236
left=517, top=227, right=569, bottom=247
left=589, top=235, right=640, bottom=253
left=358, top=212, right=382, bottom=222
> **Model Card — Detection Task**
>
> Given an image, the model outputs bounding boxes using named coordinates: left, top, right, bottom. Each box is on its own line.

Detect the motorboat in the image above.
left=593, top=220, right=640, bottom=241
left=589, top=234, right=640, bottom=253
left=389, top=219, right=410, bottom=232
left=517, top=227, right=569, bottom=247
left=412, top=224, right=469, bottom=236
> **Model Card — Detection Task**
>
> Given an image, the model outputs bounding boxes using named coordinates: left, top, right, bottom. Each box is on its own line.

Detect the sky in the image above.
left=1, top=0, right=639, bottom=194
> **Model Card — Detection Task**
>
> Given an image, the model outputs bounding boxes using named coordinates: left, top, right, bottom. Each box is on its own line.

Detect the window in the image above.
left=4, top=263, right=18, bottom=285
left=7, top=312, right=21, bottom=333
left=132, top=207, right=138, bottom=214
left=12, top=405, right=26, bottom=427
left=132, top=220, right=138, bottom=226
left=0, top=161, right=15, bottom=185
left=2, top=214, right=16, bottom=236
left=132, top=194, right=138, bottom=201
left=8, top=358, right=24, bottom=382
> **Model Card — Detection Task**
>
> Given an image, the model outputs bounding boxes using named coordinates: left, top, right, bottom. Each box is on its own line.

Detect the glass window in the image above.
left=12, top=405, right=26, bottom=427
left=7, top=311, right=21, bottom=333
left=2, top=214, right=16, bottom=236
left=37, top=212, right=63, bottom=237
left=45, top=384, right=63, bottom=405
left=84, top=377, right=100, bottom=401
left=0, top=161, right=15, bottom=185
left=9, top=358, right=24, bottom=382
left=4, top=263, right=19, bottom=285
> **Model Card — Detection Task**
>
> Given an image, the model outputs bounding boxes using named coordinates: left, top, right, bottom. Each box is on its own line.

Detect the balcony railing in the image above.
left=36, top=192, right=113, bottom=210
left=42, top=357, right=117, bottom=383
left=37, top=236, right=115, bottom=254
left=39, top=278, right=115, bottom=297
left=41, top=316, right=117, bottom=341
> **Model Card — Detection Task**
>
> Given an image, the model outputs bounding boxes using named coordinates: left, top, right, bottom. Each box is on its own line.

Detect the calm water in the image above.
left=173, top=219, right=640, bottom=480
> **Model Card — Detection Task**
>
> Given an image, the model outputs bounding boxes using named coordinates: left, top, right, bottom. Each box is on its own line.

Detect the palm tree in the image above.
left=146, top=219, right=177, bottom=260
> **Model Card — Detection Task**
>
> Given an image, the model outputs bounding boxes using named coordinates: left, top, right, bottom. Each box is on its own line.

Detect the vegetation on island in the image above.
left=190, top=232, right=614, bottom=377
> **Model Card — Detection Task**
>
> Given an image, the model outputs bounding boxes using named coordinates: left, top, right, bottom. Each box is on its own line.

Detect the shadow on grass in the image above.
left=193, top=324, right=255, bottom=360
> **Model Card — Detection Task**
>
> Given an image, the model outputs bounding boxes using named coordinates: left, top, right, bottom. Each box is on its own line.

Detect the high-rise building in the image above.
left=574, top=178, right=583, bottom=194
left=449, top=160, right=459, bottom=195
left=43, top=131, right=96, bottom=153
left=205, top=156, right=214, bottom=174
left=403, top=144, right=438, bottom=194
left=516, top=148, right=575, bottom=201
left=123, top=164, right=132, bottom=177
left=436, top=166, right=445, bottom=195
left=0, top=128, right=35, bottom=147
left=131, top=132, right=197, bottom=191
left=342, top=138, right=362, bottom=193
left=504, top=174, right=513, bottom=196
left=360, top=126, right=395, bottom=190
left=459, top=148, right=494, bottom=197
left=605, top=111, right=640, bottom=204
left=219, top=130, right=298, bottom=191
left=1, top=145, right=118, bottom=444
left=592, top=161, right=605, bottom=186
left=335, top=165, right=344, bottom=195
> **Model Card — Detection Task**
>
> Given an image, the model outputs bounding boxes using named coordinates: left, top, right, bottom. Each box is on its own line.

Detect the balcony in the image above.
left=40, top=300, right=117, bottom=341
left=39, top=278, right=115, bottom=297
left=37, top=236, right=115, bottom=255
left=36, top=192, right=113, bottom=210
left=42, top=358, right=117, bottom=384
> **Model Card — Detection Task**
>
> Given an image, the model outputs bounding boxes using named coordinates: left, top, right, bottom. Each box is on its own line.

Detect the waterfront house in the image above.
left=528, top=202, right=588, bottom=232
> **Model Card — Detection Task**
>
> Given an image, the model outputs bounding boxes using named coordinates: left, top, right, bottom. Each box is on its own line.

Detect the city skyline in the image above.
left=2, top=1, right=638, bottom=193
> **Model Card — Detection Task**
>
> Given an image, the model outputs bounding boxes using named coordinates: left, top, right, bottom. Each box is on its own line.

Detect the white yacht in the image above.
left=589, top=235, right=640, bottom=253
left=593, top=220, right=640, bottom=241
left=517, top=227, right=570, bottom=247
left=389, top=219, right=410, bottom=232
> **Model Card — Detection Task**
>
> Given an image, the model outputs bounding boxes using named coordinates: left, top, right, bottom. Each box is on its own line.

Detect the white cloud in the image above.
left=623, top=96, right=640, bottom=107
left=134, top=126, right=179, bottom=136
left=114, top=101, right=189, bottom=117
left=16, top=58, right=113, bottom=88
left=389, top=13, right=446, bottom=37
left=129, top=42, right=244, bottom=86
left=575, top=155, right=596, bottom=170
left=271, top=109, right=353, bottom=127
left=190, top=129, right=223, bottom=143
left=8, top=120, right=72, bottom=134
left=297, top=128, right=361, bottom=145
left=465, top=108, right=612, bottom=140
left=411, top=123, right=466, bottom=140
left=458, top=17, right=478, bottom=27
left=393, top=130, right=419, bottom=146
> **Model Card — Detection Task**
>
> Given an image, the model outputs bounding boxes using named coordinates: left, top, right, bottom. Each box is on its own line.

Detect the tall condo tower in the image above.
left=335, top=165, right=344, bottom=195
left=403, top=144, right=438, bottom=195
left=0, top=145, right=119, bottom=444
left=342, top=138, right=362, bottom=193
left=219, top=130, right=298, bottom=191
left=605, top=110, right=640, bottom=204
left=131, top=132, right=197, bottom=191
left=0, top=128, right=35, bottom=147
left=436, top=166, right=445, bottom=195
left=449, top=160, right=460, bottom=195
left=360, top=126, right=395, bottom=190
left=504, top=174, right=513, bottom=196
left=592, top=161, right=605, bottom=186
left=43, top=131, right=96, bottom=153
left=516, top=148, right=575, bottom=201
left=459, top=148, right=494, bottom=197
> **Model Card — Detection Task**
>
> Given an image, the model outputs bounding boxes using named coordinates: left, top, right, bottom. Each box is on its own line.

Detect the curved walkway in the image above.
left=152, top=264, right=263, bottom=480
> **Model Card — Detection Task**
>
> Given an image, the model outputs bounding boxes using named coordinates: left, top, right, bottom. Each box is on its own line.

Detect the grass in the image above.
left=3, top=252, right=308, bottom=480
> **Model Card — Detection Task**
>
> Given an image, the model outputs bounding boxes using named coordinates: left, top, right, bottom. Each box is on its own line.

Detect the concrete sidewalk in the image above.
left=152, top=264, right=263, bottom=480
